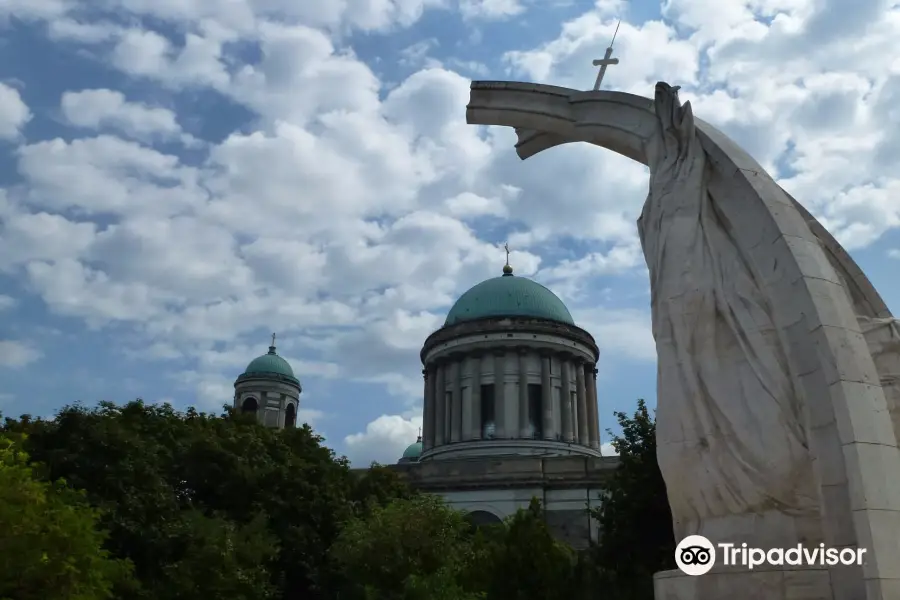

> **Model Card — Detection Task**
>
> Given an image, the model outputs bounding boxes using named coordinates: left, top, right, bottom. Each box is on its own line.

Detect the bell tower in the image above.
left=233, top=334, right=301, bottom=429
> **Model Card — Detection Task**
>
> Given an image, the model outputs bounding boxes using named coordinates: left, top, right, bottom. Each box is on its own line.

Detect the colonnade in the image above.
left=421, top=348, right=600, bottom=453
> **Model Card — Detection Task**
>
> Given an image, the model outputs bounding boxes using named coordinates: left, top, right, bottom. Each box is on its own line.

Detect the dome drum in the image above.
left=414, top=267, right=603, bottom=463
left=421, top=317, right=598, bottom=366
left=418, top=329, right=602, bottom=462
left=233, top=341, right=301, bottom=430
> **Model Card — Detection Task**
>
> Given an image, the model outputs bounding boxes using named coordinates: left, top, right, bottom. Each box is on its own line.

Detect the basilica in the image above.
left=232, top=261, right=617, bottom=547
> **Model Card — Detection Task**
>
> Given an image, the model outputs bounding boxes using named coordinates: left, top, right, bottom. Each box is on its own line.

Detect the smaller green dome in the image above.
left=400, top=436, right=423, bottom=462
left=244, top=348, right=294, bottom=378
left=237, top=340, right=299, bottom=387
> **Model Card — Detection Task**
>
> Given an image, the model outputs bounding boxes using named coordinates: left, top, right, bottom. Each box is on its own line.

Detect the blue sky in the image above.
left=0, top=0, right=898, bottom=464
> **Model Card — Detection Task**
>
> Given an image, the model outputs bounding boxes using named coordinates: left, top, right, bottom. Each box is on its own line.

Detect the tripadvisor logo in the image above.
left=675, top=535, right=867, bottom=576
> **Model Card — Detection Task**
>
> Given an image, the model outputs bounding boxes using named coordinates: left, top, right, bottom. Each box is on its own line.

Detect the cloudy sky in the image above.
left=1, top=0, right=898, bottom=466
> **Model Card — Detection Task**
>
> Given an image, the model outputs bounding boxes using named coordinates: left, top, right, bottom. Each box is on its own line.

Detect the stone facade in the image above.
left=233, top=372, right=301, bottom=429
left=420, top=316, right=602, bottom=461
left=387, top=454, right=618, bottom=549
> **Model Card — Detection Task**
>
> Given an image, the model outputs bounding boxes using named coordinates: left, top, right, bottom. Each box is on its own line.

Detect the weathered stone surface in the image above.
left=466, top=80, right=900, bottom=600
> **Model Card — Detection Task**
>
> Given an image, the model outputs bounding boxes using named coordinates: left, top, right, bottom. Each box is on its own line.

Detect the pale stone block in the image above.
left=810, top=325, right=882, bottom=387
left=787, top=319, right=825, bottom=379
left=855, top=509, right=900, bottom=579
left=809, top=423, right=847, bottom=486
left=780, top=235, right=844, bottom=286
left=783, top=569, right=833, bottom=600
left=829, top=381, right=897, bottom=447
left=865, top=577, right=900, bottom=600
left=842, top=443, right=900, bottom=512
left=818, top=483, right=856, bottom=547
left=828, top=563, right=866, bottom=600
left=797, top=277, right=862, bottom=333
left=654, top=570, right=698, bottom=600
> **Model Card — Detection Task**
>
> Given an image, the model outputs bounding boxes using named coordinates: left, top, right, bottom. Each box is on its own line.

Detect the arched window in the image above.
left=465, top=510, right=502, bottom=530
left=241, top=397, right=258, bottom=415
left=285, top=403, right=297, bottom=429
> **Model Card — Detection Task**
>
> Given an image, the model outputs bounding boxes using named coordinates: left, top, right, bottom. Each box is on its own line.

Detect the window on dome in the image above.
left=527, top=384, right=542, bottom=439
left=241, top=397, right=258, bottom=415
left=480, top=384, right=495, bottom=438
left=285, top=403, right=296, bottom=429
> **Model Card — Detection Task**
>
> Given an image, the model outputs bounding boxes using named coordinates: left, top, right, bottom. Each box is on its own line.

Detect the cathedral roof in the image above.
left=236, top=339, right=300, bottom=387
left=444, top=264, right=574, bottom=326
left=401, top=438, right=423, bottom=460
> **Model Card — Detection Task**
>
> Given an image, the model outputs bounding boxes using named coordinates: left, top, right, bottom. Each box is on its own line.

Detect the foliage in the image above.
left=587, top=399, right=675, bottom=600
left=333, top=494, right=585, bottom=600
left=473, top=498, right=579, bottom=600
left=1, top=397, right=677, bottom=600
left=0, top=433, right=133, bottom=600
left=331, top=494, right=481, bottom=600
left=2, top=400, right=402, bottom=600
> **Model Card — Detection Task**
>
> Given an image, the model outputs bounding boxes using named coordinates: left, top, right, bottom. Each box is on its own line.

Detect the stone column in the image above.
left=576, top=360, right=589, bottom=445
left=461, top=357, right=472, bottom=441
left=518, top=349, right=529, bottom=438
left=422, top=367, right=433, bottom=450
left=540, top=353, right=553, bottom=439
left=450, top=360, right=462, bottom=443
left=434, top=363, right=446, bottom=447
left=560, top=357, right=574, bottom=442
left=467, top=354, right=482, bottom=441
left=493, top=351, right=506, bottom=438
left=587, top=365, right=600, bottom=449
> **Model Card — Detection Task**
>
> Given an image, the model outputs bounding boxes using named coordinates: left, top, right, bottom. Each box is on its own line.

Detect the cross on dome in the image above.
left=503, top=243, right=513, bottom=275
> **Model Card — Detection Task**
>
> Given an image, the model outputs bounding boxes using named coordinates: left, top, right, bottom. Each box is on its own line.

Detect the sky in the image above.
left=0, top=0, right=898, bottom=466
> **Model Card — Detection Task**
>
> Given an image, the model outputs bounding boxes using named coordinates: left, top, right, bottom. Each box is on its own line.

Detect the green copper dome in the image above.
left=444, top=266, right=574, bottom=326
left=238, top=342, right=299, bottom=386
left=401, top=439, right=423, bottom=460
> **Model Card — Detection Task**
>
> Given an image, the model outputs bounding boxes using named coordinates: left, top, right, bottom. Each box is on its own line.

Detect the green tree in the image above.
left=588, top=399, right=675, bottom=600
left=472, top=498, right=578, bottom=600
left=330, top=494, right=482, bottom=600
left=3, top=400, right=386, bottom=600
left=0, top=434, right=133, bottom=600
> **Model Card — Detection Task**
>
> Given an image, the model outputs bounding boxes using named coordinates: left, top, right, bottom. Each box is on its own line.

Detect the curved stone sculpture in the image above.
left=639, top=82, right=820, bottom=547
left=467, top=81, right=900, bottom=600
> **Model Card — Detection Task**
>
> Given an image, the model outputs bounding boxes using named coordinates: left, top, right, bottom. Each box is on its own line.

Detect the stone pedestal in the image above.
left=654, top=566, right=839, bottom=600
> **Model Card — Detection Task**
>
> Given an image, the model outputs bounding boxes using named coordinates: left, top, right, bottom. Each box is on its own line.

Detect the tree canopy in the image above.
left=0, top=397, right=674, bottom=600
left=587, top=398, right=675, bottom=600
left=0, top=433, right=133, bottom=600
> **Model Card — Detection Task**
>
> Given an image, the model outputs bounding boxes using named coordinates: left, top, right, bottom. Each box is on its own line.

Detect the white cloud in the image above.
left=344, top=413, right=422, bottom=466
left=573, top=307, right=656, bottom=363
left=600, top=441, right=618, bottom=456
left=0, top=295, right=16, bottom=311
left=0, top=340, right=42, bottom=368
left=0, top=82, right=31, bottom=139
left=459, top=0, right=526, bottom=21
left=60, top=89, right=191, bottom=143
left=3, top=0, right=900, bottom=457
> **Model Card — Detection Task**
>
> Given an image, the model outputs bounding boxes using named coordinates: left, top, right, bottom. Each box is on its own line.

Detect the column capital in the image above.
left=422, top=368, right=429, bottom=379
left=515, top=345, right=530, bottom=355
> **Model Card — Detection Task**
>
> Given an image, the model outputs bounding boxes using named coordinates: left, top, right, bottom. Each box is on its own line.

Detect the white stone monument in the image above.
left=466, top=79, right=900, bottom=599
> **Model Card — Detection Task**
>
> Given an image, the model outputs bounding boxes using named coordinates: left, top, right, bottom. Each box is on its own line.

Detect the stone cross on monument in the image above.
left=592, top=20, right=620, bottom=90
